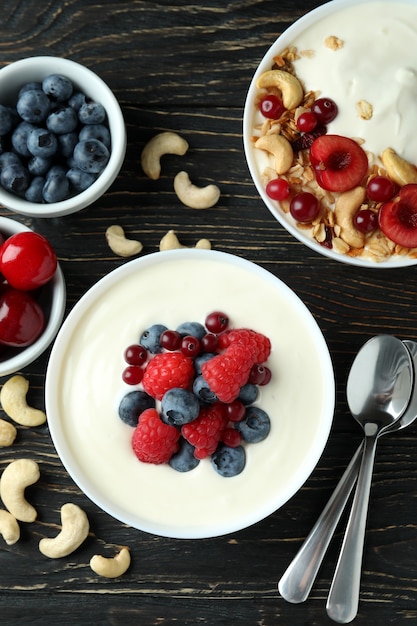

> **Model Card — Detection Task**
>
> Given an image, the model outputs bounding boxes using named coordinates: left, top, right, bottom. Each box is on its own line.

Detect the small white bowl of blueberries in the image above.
left=0, top=56, right=126, bottom=218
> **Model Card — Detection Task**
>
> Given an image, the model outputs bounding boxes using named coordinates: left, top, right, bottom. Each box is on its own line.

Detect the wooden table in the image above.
left=1, top=1, right=416, bottom=624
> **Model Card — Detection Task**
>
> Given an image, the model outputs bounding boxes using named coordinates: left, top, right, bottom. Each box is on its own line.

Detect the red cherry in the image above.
left=290, top=192, right=320, bottom=223
left=266, top=178, right=290, bottom=201
left=296, top=111, right=318, bottom=132
left=353, top=209, right=378, bottom=234
left=259, top=95, right=285, bottom=119
left=312, top=98, right=338, bottom=124
left=378, top=184, right=417, bottom=247
left=0, top=288, right=44, bottom=346
left=0, top=231, right=57, bottom=291
left=367, top=176, right=397, bottom=202
left=310, top=135, right=368, bottom=192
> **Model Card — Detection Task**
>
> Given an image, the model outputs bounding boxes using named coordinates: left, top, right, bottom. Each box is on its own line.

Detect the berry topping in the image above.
left=122, top=365, right=144, bottom=385
left=259, top=94, right=285, bottom=119
left=169, top=439, right=200, bottom=472
left=291, top=123, right=327, bottom=152
left=124, top=344, right=147, bottom=365
left=378, top=184, right=417, bottom=248
left=221, top=427, right=242, bottom=448
left=311, top=97, right=338, bottom=124
left=266, top=177, right=291, bottom=201
left=160, top=329, right=181, bottom=351
left=180, top=335, right=201, bottom=357
left=182, top=403, right=226, bottom=459
left=205, top=311, right=229, bottom=334
left=132, top=408, right=180, bottom=464
left=290, top=192, right=320, bottom=223
left=309, top=134, right=369, bottom=192
left=118, top=390, right=155, bottom=427
left=161, top=388, right=200, bottom=426
left=142, top=351, right=194, bottom=400
left=235, top=406, right=271, bottom=443
left=211, top=444, right=246, bottom=477
left=139, top=324, right=168, bottom=354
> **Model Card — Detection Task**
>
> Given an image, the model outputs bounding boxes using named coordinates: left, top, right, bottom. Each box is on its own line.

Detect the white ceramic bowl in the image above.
left=45, top=249, right=334, bottom=538
left=0, top=56, right=126, bottom=218
left=0, top=216, right=66, bottom=377
left=243, top=0, right=417, bottom=268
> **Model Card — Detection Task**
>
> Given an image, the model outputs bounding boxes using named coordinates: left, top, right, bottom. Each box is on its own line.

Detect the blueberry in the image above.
left=68, top=91, right=87, bottom=111
left=235, top=406, right=270, bottom=443
left=139, top=324, right=167, bottom=354
left=11, top=121, right=37, bottom=157
left=58, top=131, right=78, bottom=158
left=238, top=383, right=259, bottom=405
left=25, top=176, right=45, bottom=202
left=118, top=390, right=155, bottom=427
left=0, top=152, right=22, bottom=169
left=42, top=74, right=73, bottom=102
left=27, top=127, right=58, bottom=158
left=161, top=388, right=200, bottom=426
left=78, top=123, right=111, bottom=148
left=0, top=105, right=13, bottom=136
left=18, top=82, right=42, bottom=97
left=176, top=321, right=206, bottom=340
left=66, top=167, right=97, bottom=192
left=194, top=352, right=216, bottom=375
left=42, top=173, right=70, bottom=203
left=28, top=155, right=52, bottom=176
left=73, top=139, right=110, bottom=174
left=169, top=438, right=200, bottom=472
left=78, top=100, right=106, bottom=125
left=193, top=375, right=218, bottom=404
left=211, top=444, right=246, bottom=477
left=0, top=162, right=30, bottom=194
left=46, top=106, right=78, bottom=134
left=16, top=89, right=51, bottom=124
left=46, top=164, right=67, bottom=179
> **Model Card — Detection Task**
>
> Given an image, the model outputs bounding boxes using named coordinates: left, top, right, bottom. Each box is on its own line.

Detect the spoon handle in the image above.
left=278, top=443, right=363, bottom=603
left=326, top=432, right=378, bottom=623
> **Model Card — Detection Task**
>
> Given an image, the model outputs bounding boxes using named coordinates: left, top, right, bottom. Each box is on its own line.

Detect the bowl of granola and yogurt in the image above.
left=45, top=249, right=334, bottom=539
left=244, top=0, right=417, bottom=267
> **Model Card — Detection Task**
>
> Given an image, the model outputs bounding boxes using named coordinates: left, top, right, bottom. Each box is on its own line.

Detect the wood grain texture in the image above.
left=0, top=1, right=416, bottom=624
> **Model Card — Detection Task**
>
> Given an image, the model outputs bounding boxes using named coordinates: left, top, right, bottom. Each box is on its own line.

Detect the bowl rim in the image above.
left=45, top=248, right=335, bottom=538
left=0, top=216, right=66, bottom=377
left=0, top=55, right=126, bottom=218
left=243, top=0, right=417, bottom=268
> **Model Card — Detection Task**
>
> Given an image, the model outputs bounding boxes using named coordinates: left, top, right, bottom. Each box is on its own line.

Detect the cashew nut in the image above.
left=90, top=547, right=131, bottom=578
left=159, top=229, right=211, bottom=251
left=0, top=419, right=17, bottom=447
left=256, top=69, right=304, bottom=109
left=0, top=375, right=46, bottom=427
left=334, top=186, right=367, bottom=249
left=0, top=459, right=40, bottom=522
left=141, top=131, right=189, bottom=180
left=39, top=503, right=89, bottom=559
left=0, top=509, right=20, bottom=545
left=254, top=134, right=294, bottom=175
left=380, top=147, right=417, bottom=186
left=105, top=225, right=143, bottom=258
left=173, top=171, right=220, bottom=209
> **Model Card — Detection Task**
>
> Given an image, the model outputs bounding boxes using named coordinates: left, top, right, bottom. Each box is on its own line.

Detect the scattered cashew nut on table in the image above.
left=0, top=509, right=20, bottom=545
left=159, top=229, right=211, bottom=251
left=0, top=419, right=17, bottom=447
left=141, top=131, right=189, bottom=180
left=105, top=225, right=143, bottom=257
left=173, top=171, right=220, bottom=209
left=0, top=458, right=40, bottom=523
left=90, top=547, right=131, bottom=578
left=0, top=375, right=46, bottom=427
left=39, top=503, right=90, bottom=559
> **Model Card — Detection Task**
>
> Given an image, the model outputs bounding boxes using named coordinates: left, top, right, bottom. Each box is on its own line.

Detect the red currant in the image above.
left=205, top=311, right=229, bottom=334
left=0, top=231, right=57, bottom=291
left=221, top=427, right=242, bottom=447
left=312, top=98, right=338, bottom=124
left=180, top=335, right=201, bottom=357
left=122, top=365, right=144, bottom=385
left=225, top=399, right=246, bottom=422
left=266, top=178, right=290, bottom=201
left=248, top=364, right=269, bottom=385
left=259, top=94, right=285, bottom=119
left=259, top=366, right=272, bottom=385
left=124, top=344, right=147, bottom=365
left=200, top=333, right=218, bottom=352
left=366, top=176, right=397, bottom=202
left=160, top=329, right=181, bottom=351
left=217, top=331, right=231, bottom=350
left=290, top=192, right=320, bottom=223
left=353, top=209, right=379, bottom=234
left=0, top=288, right=44, bottom=346
left=296, top=111, right=318, bottom=132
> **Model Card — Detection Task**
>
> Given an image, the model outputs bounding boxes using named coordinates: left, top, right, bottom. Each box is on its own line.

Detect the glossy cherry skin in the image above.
left=0, top=231, right=57, bottom=291
left=0, top=288, right=45, bottom=346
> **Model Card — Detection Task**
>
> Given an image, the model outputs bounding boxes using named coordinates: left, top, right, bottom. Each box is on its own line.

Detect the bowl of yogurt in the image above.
left=243, top=0, right=417, bottom=267
left=45, top=249, right=334, bottom=539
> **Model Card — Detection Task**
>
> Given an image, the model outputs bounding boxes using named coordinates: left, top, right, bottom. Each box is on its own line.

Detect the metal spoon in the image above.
left=278, top=339, right=417, bottom=605
left=326, top=335, right=413, bottom=623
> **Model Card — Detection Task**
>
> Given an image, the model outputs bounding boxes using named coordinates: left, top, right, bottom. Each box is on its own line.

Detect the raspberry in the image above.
left=132, top=408, right=180, bottom=464
left=202, top=342, right=254, bottom=403
left=226, top=328, right=271, bottom=363
left=182, top=403, right=226, bottom=459
left=142, top=352, right=194, bottom=400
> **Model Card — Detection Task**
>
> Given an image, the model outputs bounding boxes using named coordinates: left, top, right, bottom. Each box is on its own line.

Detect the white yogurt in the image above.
left=46, top=250, right=334, bottom=538
left=290, top=1, right=417, bottom=164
